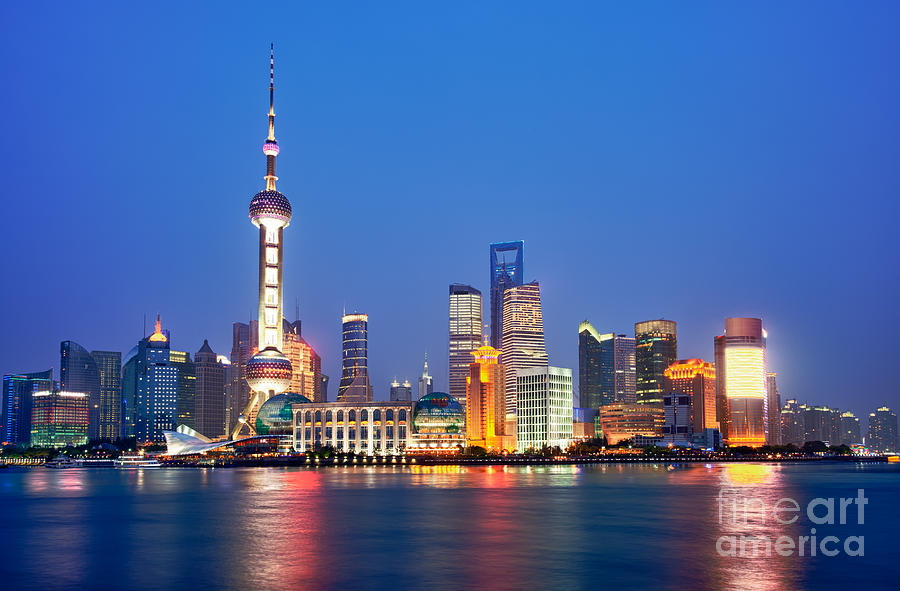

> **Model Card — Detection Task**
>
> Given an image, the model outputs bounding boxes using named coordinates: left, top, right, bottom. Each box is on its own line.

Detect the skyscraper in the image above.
left=578, top=321, right=606, bottom=409
left=867, top=407, right=898, bottom=453
left=194, top=340, right=225, bottom=438
left=233, top=46, right=294, bottom=438
left=448, top=284, right=483, bottom=407
left=802, top=405, right=841, bottom=445
left=170, top=350, right=196, bottom=430
left=634, top=320, right=677, bottom=406
left=226, top=321, right=252, bottom=435
left=90, top=350, right=122, bottom=440
left=122, top=316, right=178, bottom=443
left=612, top=334, right=637, bottom=405
left=489, top=241, right=524, bottom=351
left=766, top=372, right=781, bottom=445
left=465, top=344, right=513, bottom=452
left=714, top=317, right=768, bottom=447
left=664, top=359, right=718, bottom=434
left=2, top=370, right=52, bottom=445
left=780, top=399, right=805, bottom=447
left=501, top=282, right=548, bottom=429
left=516, top=366, right=573, bottom=451
left=418, top=354, right=434, bottom=400
left=60, top=341, right=100, bottom=440
left=283, top=319, right=323, bottom=402
left=840, top=412, right=861, bottom=446
left=337, top=313, right=373, bottom=402
left=30, top=390, right=89, bottom=448
left=389, top=379, right=412, bottom=402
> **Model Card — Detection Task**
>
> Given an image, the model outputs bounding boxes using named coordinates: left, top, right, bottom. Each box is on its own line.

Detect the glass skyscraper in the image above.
left=489, top=241, right=523, bottom=351
left=90, top=350, right=122, bottom=441
left=867, top=407, right=898, bottom=453
left=30, top=390, right=89, bottom=448
left=122, top=317, right=179, bottom=443
left=634, top=320, right=677, bottom=406
left=170, top=350, right=196, bottom=431
left=578, top=321, right=607, bottom=409
left=60, top=341, right=100, bottom=440
left=194, top=340, right=225, bottom=438
left=337, top=313, right=373, bottom=402
left=448, top=283, right=483, bottom=408
left=2, top=369, right=52, bottom=445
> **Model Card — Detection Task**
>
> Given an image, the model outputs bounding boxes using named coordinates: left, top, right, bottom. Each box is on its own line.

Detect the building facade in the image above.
left=664, top=359, right=718, bottom=435
left=634, top=319, right=677, bottom=406
left=595, top=403, right=665, bottom=445
left=226, top=321, right=253, bottom=436
left=501, top=282, right=548, bottom=429
left=766, top=372, right=781, bottom=445
left=515, top=366, right=573, bottom=451
left=578, top=321, right=607, bottom=409
left=418, top=355, right=434, bottom=400
left=802, top=405, right=842, bottom=445
left=171, top=350, right=196, bottom=430
left=292, top=401, right=412, bottom=455
left=448, top=284, right=483, bottom=407
left=867, top=407, right=898, bottom=453
left=465, top=345, right=514, bottom=452
left=60, top=341, right=100, bottom=440
left=2, top=370, right=53, bottom=445
left=90, top=350, right=122, bottom=440
left=840, top=412, right=861, bottom=446
left=194, top=340, right=225, bottom=438
left=489, top=241, right=524, bottom=352
left=337, top=313, right=373, bottom=402
left=390, top=379, right=413, bottom=402
left=662, top=392, right=692, bottom=445
left=780, top=399, right=805, bottom=447
left=283, top=319, right=324, bottom=402
left=122, top=317, right=179, bottom=443
left=30, top=390, right=89, bottom=448
left=714, top=318, right=768, bottom=447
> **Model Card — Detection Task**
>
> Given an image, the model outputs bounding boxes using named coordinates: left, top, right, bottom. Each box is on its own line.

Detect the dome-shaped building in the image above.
left=245, top=347, right=293, bottom=396
left=256, top=392, right=311, bottom=436
left=409, top=392, right=465, bottom=454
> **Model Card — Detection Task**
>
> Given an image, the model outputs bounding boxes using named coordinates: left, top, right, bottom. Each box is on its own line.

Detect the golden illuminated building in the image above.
left=714, top=318, right=768, bottom=447
left=282, top=320, right=323, bottom=402
left=595, top=403, right=664, bottom=445
left=465, top=345, right=515, bottom=452
left=664, top=359, right=718, bottom=434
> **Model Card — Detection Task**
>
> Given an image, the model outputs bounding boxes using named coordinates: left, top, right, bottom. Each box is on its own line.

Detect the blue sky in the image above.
left=1, top=2, right=898, bottom=419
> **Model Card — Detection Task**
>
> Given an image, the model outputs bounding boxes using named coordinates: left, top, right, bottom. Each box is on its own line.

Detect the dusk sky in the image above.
left=1, top=2, right=898, bottom=420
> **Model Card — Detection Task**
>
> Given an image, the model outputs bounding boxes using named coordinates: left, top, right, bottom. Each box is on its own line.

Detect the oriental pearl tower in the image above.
left=232, top=45, right=294, bottom=439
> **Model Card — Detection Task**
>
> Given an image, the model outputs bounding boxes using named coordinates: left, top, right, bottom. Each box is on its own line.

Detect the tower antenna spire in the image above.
left=263, top=44, right=279, bottom=190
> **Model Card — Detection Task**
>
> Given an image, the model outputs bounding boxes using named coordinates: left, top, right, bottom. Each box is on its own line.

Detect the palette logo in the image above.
left=716, top=489, right=866, bottom=557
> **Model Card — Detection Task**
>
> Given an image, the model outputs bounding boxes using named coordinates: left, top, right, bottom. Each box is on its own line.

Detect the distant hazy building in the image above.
left=2, top=370, right=53, bottom=446
left=337, top=313, right=373, bottom=402
left=780, top=399, right=805, bottom=447
left=30, top=389, right=89, bottom=448
left=194, top=340, right=225, bottom=438
left=170, top=350, right=196, bottom=430
left=390, top=379, right=413, bottom=402
left=123, top=316, right=179, bottom=443
left=60, top=341, right=100, bottom=440
left=664, top=359, right=717, bottom=434
left=867, top=407, right=898, bottom=453
left=634, top=320, right=677, bottom=406
left=803, top=405, right=841, bottom=445
left=226, top=321, right=253, bottom=435
left=90, top=350, right=122, bottom=440
left=840, top=412, right=861, bottom=446
left=714, top=318, right=767, bottom=447
left=449, top=284, right=483, bottom=407
left=501, top=282, right=548, bottom=430
left=466, top=345, right=514, bottom=452
left=516, top=366, right=573, bottom=451
left=595, top=403, right=665, bottom=445
left=489, top=241, right=524, bottom=352
left=766, top=372, right=781, bottom=445
left=418, top=355, right=434, bottom=400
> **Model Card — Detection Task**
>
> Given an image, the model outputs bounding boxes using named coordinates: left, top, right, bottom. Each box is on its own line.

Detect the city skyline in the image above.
left=1, top=3, right=899, bottom=420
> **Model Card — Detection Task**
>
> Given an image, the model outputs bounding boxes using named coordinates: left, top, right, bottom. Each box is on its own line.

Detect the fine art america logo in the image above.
left=716, top=488, right=867, bottom=558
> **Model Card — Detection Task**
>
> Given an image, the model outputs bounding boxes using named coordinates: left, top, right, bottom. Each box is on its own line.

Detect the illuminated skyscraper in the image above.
left=283, top=319, right=323, bottom=402
left=170, top=350, right=196, bottom=430
left=516, top=366, right=573, bottom=451
left=489, top=241, right=524, bottom=351
left=466, top=345, right=514, bottom=452
left=578, top=321, right=606, bottom=409
left=501, top=282, right=548, bottom=429
left=780, top=399, right=804, bottom=447
left=635, top=320, right=677, bottom=406
left=90, top=350, right=122, bottom=440
left=2, top=370, right=52, bottom=445
left=840, top=411, right=861, bottom=446
left=390, top=379, right=413, bottom=402
left=766, top=372, right=781, bottom=445
left=664, top=359, right=717, bottom=434
left=122, top=316, right=178, bottom=443
left=802, top=405, right=842, bottom=444
left=866, top=407, right=897, bottom=453
left=234, top=46, right=294, bottom=438
left=337, top=313, right=373, bottom=402
left=448, top=284, right=483, bottom=407
left=194, top=340, right=225, bottom=438
left=418, top=354, right=434, bottom=399
left=611, top=334, right=637, bottom=405
left=30, top=389, right=89, bottom=448
left=60, top=341, right=100, bottom=440
left=714, top=317, right=767, bottom=447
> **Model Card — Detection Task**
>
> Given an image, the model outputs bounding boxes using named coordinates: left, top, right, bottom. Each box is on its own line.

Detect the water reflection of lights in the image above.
left=722, top=463, right=775, bottom=486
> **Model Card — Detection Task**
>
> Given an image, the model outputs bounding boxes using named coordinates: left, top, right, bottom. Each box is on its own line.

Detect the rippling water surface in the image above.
left=1, top=463, right=898, bottom=590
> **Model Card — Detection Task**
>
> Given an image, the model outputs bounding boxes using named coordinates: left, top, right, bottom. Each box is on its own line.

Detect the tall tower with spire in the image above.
left=232, top=45, right=294, bottom=439
left=418, top=353, right=434, bottom=399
